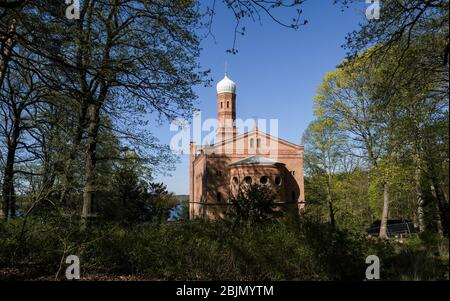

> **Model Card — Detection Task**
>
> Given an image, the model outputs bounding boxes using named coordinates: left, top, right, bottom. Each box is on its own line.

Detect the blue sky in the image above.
left=153, top=1, right=366, bottom=194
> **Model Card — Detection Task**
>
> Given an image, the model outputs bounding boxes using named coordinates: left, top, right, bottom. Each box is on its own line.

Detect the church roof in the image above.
left=216, top=73, right=236, bottom=94
left=229, top=155, right=284, bottom=166
left=212, top=128, right=304, bottom=150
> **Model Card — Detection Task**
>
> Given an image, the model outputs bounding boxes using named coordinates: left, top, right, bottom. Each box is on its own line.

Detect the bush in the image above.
left=228, top=184, right=282, bottom=224
left=0, top=216, right=448, bottom=280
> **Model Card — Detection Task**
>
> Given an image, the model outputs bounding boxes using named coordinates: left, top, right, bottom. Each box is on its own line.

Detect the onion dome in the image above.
left=216, top=73, right=236, bottom=94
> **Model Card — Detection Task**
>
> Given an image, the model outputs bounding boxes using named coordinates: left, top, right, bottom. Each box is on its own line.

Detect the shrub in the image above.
left=228, top=184, right=282, bottom=224
left=0, top=216, right=448, bottom=280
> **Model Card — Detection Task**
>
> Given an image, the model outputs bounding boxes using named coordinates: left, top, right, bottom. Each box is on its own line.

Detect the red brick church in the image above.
left=189, top=73, right=305, bottom=219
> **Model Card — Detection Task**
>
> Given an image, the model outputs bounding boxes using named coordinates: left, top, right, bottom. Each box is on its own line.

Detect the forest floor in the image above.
left=0, top=268, right=151, bottom=281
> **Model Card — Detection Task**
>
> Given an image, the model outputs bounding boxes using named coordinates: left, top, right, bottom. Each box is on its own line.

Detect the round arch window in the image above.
left=275, top=176, right=282, bottom=186
left=232, top=177, right=239, bottom=185
left=244, top=176, right=252, bottom=185
left=260, top=176, right=269, bottom=185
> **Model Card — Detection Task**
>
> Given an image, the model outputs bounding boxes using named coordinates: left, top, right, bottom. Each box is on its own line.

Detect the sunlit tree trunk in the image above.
left=379, top=183, right=389, bottom=238
left=413, top=155, right=425, bottom=231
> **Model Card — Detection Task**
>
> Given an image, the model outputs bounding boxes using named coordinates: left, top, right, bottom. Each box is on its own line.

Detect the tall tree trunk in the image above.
left=414, top=156, right=425, bottom=231
left=81, top=103, right=100, bottom=225
left=416, top=197, right=425, bottom=232
left=40, top=151, right=57, bottom=195
left=328, top=200, right=336, bottom=230
left=426, top=159, right=449, bottom=237
left=379, top=183, right=390, bottom=238
left=2, top=113, right=20, bottom=218
left=0, top=18, right=16, bottom=89
left=430, top=179, right=449, bottom=237
left=60, top=7, right=91, bottom=204
left=2, top=157, right=15, bottom=218
left=59, top=100, right=88, bottom=204
left=326, top=174, right=336, bottom=230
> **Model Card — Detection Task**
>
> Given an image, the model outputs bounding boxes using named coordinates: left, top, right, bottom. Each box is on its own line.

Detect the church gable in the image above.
left=213, top=129, right=302, bottom=156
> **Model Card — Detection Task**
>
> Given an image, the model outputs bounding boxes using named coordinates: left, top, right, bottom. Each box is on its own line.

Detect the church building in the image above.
left=189, top=73, right=305, bottom=219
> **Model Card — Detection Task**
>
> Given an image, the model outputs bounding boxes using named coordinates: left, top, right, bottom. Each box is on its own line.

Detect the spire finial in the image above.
left=224, top=61, right=228, bottom=76
left=252, top=116, right=258, bottom=130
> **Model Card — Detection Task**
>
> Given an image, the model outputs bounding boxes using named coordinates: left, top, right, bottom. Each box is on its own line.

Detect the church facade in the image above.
left=189, top=74, right=305, bottom=219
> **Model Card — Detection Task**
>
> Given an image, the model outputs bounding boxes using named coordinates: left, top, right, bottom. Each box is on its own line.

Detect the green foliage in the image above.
left=384, top=233, right=450, bottom=280
left=332, top=169, right=372, bottom=230
left=0, top=217, right=448, bottom=280
left=90, top=150, right=177, bottom=224
left=306, top=171, right=373, bottom=233
left=309, top=31, right=449, bottom=235
left=228, top=184, right=282, bottom=224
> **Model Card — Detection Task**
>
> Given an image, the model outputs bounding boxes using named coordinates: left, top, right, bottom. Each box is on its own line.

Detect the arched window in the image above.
left=220, top=102, right=223, bottom=109
left=260, top=176, right=268, bottom=185
left=249, top=138, right=254, bottom=148
left=227, top=101, right=229, bottom=108
left=244, top=176, right=252, bottom=185
left=275, top=176, right=282, bottom=186
left=257, top=138, right=261, bottom=148
left=232, top=177, right=239, bottom=185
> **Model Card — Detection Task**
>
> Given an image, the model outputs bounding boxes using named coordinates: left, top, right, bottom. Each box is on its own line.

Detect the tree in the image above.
left=340, top=0, right=449, bottom=66
left=98, top=151, right=148, bottom=223
left=228, top=183, right=281, bottom=224
left=27, top=0, right=207, bottom=223
left=338, top=0, right=448, bottom=235
left=303, top=118, right=349, bottom=229
left=0, top=50, right=45, bottom=217
left=314, top=34, right=448, bottom=236
left=314, top=56, right=392, bottom=237
left=207, top=0, right=307, bottom=53
left=147, top=182, right=177, bottom=224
